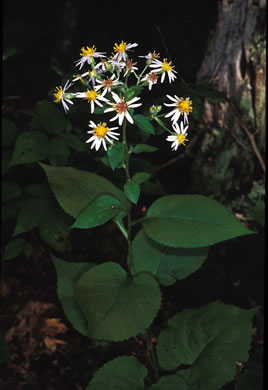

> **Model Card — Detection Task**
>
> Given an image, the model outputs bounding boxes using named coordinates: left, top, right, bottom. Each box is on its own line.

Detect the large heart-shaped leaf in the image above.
left=143, top=195, right=253, bottom=248
left=147, top=374, right=187, bottom=390
left=157, top=303, right=258, bottom=390
left=132, top=230, right=208, bottom=286
left=86, top=356, right=147, bottom=390
left=51, top=254, right=95, bottom=336
left=75, top=262, right=161, bottom=341
left=72, top=194, right=123, bottom=229
left=40, top=164, right=130, bottom=219
left=9, top=131, right=48, bottom=167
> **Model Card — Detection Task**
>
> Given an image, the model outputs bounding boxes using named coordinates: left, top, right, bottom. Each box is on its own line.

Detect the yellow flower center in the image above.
left=162, top=58, right=175, bottom=72
left=80, top=45, right=97, bottom=57
left=94, top=122, right=109, bottom=138
left=85, top=89, right=99, bottom=102
left=54, top=86, right=63, bottom=102
left=177, top=134, right=189, bottom=146
left=114, top=41, right=127, bottom=53
left=177, top=98, right=193, bottom=115
left=114, top=100, right=128, bottom=114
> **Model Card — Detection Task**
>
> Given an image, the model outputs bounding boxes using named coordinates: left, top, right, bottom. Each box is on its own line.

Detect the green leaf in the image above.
left=133, top=115, right=155, bottom=135
left=132, top=172, right=152, bottom=185
left=75, top=262, right=161, bottom=341
left=157, top=303, right=258, bottom=390
left=125, top=85, right=144, bottom=100
left=2, top=181, right=22, bottom=203
left=191, top=95, right=204, bottom=121
left=124, top=180, right=140, bottom=205
left=9, top=131, right=48, bottom=167
left=86, top=356, right=147, bottom=390
left=147, top=374, right=187, bottom=390
left=13, top=197, right=49, bottom=236
left=48, top=137, right=70, bottom=166
left=247, top=202, right=265, bottom=227
left=143, top=195, right=253, bottom=248
left=197, top=86, right=225, bottom=103
left=132, top=144, right=158, bottom=154
left=132, top=230, right=208, bottom=286
left=3, top=237, right=25, bottom=261
left=59, top=133, right=86, bottom=151
left=2, top=118, right=18, bottom=147
left=72, top=194, right=122, bottom=229
left=35, top=100, right=71, bottom=135
left=51, top=254, right=94, bottom=336
left=39, top=164, right=130, bottom=218
left=39, top=200, right=73, bottom=252
left=107, top=142, right=126, bottom=170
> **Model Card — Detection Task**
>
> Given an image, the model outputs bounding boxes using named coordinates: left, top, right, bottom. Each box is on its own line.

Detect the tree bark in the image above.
left=191, top=0, right=266, bottom=203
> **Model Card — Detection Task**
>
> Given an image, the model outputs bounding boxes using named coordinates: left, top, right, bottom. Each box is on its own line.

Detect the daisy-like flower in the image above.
left=139, top=51, right=160, bottom=63
left=123, top=59, right=138, bottom=77
left=86, top=121, right=120, bottom=151
left=164, top=95, right=193, bottom=124
left=141, top=72, right=158, bottom=90
left=166, top=121, right=189, bottom=151
left=95, top=74, right=121, bottom=96
left=95, top=57, right=109, bottom=72
left=112, top=41, right=138, bottom=62
left=75, top=45, right=106, bottom=70
left=75, top=88, right=109, bottom=113
left=104, top=92, right=142, bottom=125
left=53, top=80, right=74, bottom=113
left=108, top=58, right=126, bottom=74
left=72, top=67, right=103, bottom=86
left=149, top=58, right=177, bottom=83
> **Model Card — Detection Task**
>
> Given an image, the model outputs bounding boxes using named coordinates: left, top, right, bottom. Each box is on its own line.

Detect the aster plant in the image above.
left=46, top=41, right=257, bottom=389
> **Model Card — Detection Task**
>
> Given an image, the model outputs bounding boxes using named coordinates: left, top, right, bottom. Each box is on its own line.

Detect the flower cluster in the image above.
left=53, top=41, right=193, bottom=151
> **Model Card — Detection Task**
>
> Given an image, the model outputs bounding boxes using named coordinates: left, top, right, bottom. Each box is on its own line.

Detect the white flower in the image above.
left=112, top=41, right=138, bottom=62
left=95, top=58, right=109, bottom=72
left=75, top=88, right=109, bottom=113
left=72, top=67, right=104, bottom=87
left=139, top=51, right=160, bottom=62
left=75, top=45, right=106, bottom=70
left=123, top=59, right=138, bottom=77
left=95, top=74, right=121, bottom=96
left=86, top=121, right=120, bottom=151
left=166, top=121, right=189, bottom=151
left=53, top=80, right=74, bottom=113
left=108, top=58, right=126, bottom=73
left=104, top=92, right=142, bottom=125
left=164, top=95, right=193, bottom=124
left=141, top=72, right=158, bottom=90
left=149, top=58, right=177, bottom=83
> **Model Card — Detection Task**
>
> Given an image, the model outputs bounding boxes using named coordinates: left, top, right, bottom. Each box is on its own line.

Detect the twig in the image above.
left=228, top=100, right=265, bottom=173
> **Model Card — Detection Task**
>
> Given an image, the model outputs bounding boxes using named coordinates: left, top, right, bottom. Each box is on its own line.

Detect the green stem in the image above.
left=114, top=218, right=128, bottom=240
left=136, top=64, right=150, bottom=85
left=145, top=329, right=159, bottom=382
left=122, top=119, right=134, bottom=275
left=153, top=116, right=173, bottom=134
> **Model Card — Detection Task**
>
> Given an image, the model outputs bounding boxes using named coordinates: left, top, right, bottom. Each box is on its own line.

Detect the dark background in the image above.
left=1, top=1, right=264, bottom=389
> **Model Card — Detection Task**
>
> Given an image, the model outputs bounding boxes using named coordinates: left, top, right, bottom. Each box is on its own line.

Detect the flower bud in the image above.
left=150, top=105, right=162, bottom=116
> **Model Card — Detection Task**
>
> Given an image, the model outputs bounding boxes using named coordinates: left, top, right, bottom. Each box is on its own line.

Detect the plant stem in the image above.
left=145, top=329, right=159, bottom=382
left=114, top=218, right=128, bottom=240
left=122, top=119, right=134, bottom=274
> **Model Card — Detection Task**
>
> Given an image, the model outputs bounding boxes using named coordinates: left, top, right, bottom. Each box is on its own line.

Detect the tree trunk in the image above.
left=191, top=0, right=266, bottom=205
